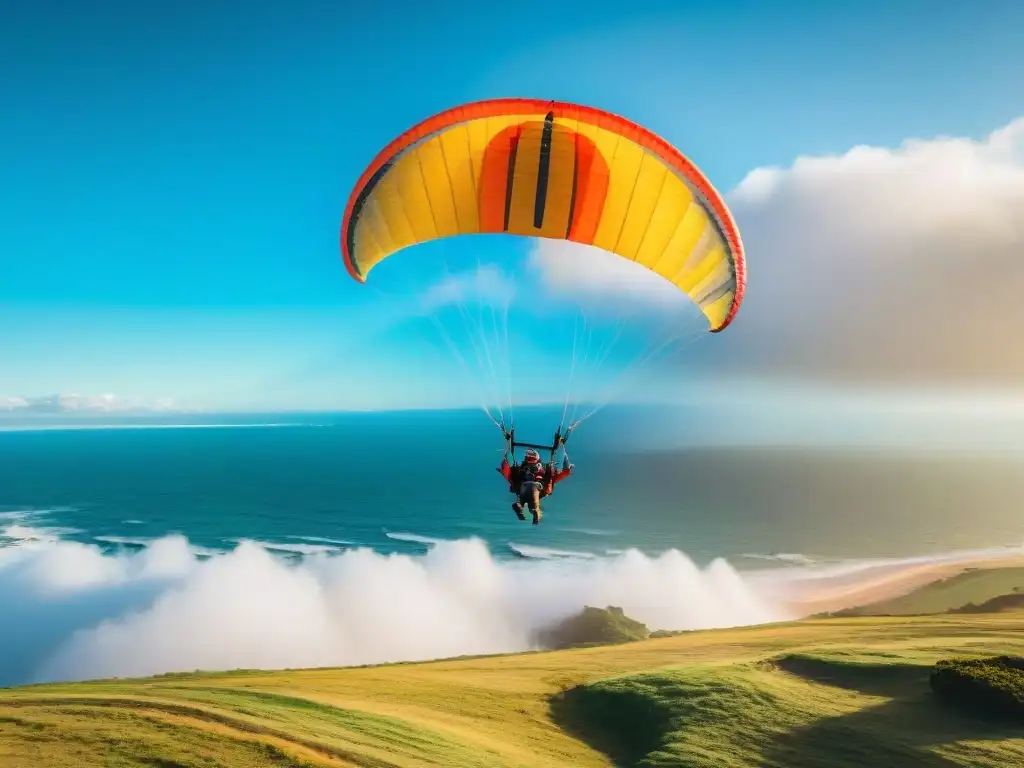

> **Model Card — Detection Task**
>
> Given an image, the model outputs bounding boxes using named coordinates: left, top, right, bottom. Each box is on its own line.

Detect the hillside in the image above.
left=3, top=611, right=1024, bottom=767
left=829, top=566, right=1024, bottom=617
left=535, top=605, right=650, bottom=649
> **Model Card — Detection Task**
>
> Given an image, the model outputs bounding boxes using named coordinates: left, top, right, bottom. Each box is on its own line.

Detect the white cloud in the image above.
left=527, top=117, right=1024, bottom=385
left=0, top=393, right=184, bottom=414
left=419, top=264, right=516, bottom=314
left=724, top=116, right=1024, bottom=384
left=526, top=239, right=688, bottom=311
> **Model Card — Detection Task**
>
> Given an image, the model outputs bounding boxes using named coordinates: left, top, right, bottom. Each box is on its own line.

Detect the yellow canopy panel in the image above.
left=341, top=98, right=746, bottom=332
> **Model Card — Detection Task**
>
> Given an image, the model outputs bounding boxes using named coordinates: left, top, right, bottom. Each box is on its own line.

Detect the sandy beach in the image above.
left=765, top=551, right=1024, bottom=617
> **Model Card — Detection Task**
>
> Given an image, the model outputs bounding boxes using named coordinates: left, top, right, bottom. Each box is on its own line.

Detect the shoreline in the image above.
left=775, top=554, right=1024, bottom=617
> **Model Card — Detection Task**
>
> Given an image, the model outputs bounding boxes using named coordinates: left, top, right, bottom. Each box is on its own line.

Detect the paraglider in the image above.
left=497, top=428, right=574, bottom=524
left=340, top=98, right=746, bottom=523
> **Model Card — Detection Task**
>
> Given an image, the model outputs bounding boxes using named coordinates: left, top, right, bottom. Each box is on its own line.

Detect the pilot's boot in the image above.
left=512, top=501, right=526, bottom=521
left=527, top=486, right=542, bottom=524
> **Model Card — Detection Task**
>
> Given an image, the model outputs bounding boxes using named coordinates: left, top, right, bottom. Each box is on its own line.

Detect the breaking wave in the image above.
left=288, top=535, right=354, bottom=546
left=227, top=538, right=348, bottom=556
left=384, top=531, right=447, bottom=546
left=506, top=543, right=596, bottom=560
left=740, top=552, right=819, bottom=566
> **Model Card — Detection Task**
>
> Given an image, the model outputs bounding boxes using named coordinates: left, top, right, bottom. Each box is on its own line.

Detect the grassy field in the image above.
left=3, top=609, right=1024, bottom=767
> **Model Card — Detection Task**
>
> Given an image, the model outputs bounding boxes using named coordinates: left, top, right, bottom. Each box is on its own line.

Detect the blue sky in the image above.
left=3, top=0, right=1023, bottom=413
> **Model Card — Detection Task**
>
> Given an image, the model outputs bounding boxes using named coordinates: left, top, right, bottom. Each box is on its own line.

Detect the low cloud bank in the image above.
left=0, top=531, right=786, bottom=687
left=4, top=526, right=1015, bottom=688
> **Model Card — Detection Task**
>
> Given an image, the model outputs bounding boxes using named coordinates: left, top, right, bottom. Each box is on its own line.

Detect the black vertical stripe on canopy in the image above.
left=502, top=130, right=521, bottom=232
left=533, top=111, right=555, bottom=229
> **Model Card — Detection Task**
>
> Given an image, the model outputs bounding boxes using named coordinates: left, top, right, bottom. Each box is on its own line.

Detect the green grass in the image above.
left=555, top=655, right=1024, bottom=767
left=834, top=566, right=1024, bottom=617
left=4, top=613, right=1024, bottom=766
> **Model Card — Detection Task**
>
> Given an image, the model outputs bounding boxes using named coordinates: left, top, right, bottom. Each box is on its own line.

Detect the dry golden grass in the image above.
left=3, top=611, right=1024, bottom=766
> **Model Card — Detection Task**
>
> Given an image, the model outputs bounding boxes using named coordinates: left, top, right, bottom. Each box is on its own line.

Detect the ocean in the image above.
left=2, top=407, right=1023, bottom=687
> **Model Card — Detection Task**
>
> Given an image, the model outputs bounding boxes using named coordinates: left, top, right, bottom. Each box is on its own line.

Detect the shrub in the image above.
left=949, top=593, right=1024, bottom=614
left=930, top=656, right=1024, bottom=721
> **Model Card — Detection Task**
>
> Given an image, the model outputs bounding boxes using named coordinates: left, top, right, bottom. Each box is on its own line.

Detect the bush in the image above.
left=535, top=606, right=649, bottom=650
left=949, top=593, right=1024, bottom=614
left=930, top=655, right=1024, bottom=721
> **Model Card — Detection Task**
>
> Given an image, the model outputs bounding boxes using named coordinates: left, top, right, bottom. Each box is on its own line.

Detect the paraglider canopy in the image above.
left=339, top=97, right=748, bottom=454
left=341, top=98, right=746, bottom=333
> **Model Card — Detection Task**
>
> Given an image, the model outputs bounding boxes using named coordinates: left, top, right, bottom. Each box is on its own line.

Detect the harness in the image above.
left=520, top=461, right=544, bottom=483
